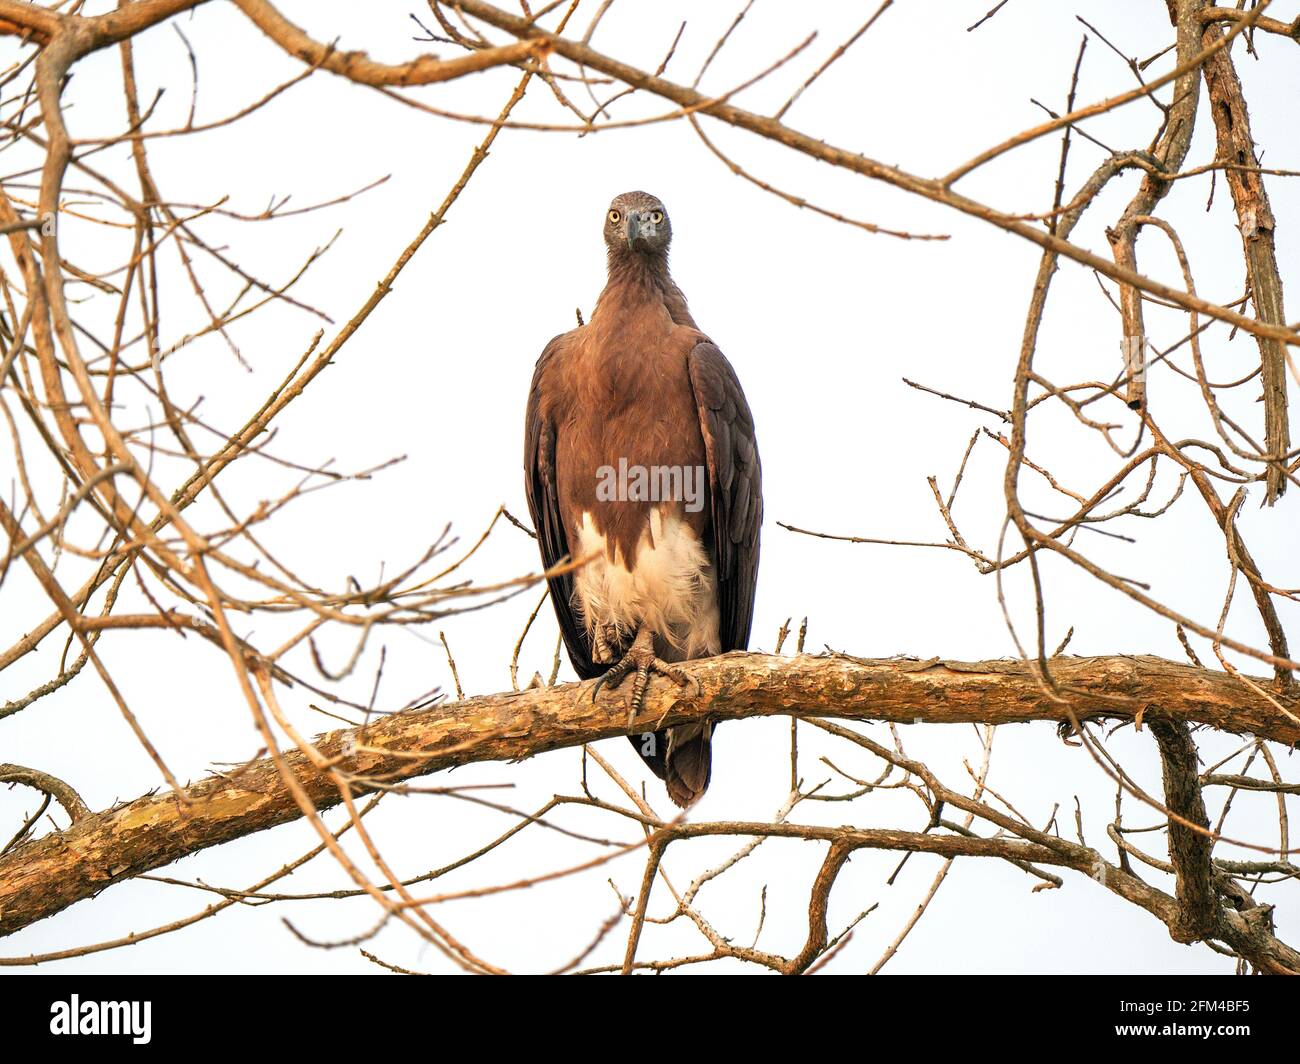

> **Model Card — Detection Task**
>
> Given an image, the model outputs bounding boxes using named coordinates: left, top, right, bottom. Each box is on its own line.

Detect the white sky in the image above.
left=2, top=0, right=1298, bottom=974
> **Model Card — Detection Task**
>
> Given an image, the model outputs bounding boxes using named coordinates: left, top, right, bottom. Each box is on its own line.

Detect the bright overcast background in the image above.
left=3, top=0, right=1299, bottom=974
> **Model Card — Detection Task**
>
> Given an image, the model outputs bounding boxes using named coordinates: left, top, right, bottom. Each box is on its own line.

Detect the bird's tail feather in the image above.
left=664, top=722, right=712, bottom=807
left=626, top=722, right=713, bottom=807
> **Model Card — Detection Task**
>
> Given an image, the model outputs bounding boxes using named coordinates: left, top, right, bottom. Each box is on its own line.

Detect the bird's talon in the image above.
left=591, top=630, right=698, bottom=731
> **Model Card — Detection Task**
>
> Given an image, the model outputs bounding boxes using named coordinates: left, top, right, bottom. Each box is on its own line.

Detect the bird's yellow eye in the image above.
left=650, top=210, right=664, bottom=224
left=608, top=209, right=621, bottom=224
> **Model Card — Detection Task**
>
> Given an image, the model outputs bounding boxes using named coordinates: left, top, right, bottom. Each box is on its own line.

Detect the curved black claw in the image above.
left=589, top=656, right=636, bottom=703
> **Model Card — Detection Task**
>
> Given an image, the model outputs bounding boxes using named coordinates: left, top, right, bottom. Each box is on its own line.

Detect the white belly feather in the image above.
left=572, top=509, right=720, bottom=663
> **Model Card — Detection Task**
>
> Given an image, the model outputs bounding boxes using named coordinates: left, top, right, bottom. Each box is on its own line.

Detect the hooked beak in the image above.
left=624, top=210, right=656, bottom=251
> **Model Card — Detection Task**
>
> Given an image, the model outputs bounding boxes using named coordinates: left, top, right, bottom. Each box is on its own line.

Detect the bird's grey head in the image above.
left=604, top=190, right=671, bottom=258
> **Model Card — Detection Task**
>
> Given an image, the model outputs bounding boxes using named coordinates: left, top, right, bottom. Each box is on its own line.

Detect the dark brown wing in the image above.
left=688, top=341, right=762, bottom=651
left=524, top=335, right=602, bottom=680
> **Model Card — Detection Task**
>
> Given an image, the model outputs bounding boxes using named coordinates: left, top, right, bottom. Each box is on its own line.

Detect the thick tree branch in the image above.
left=1201, top=6, right=1300, bottom=40
left=0, top=652, right=1296, bottom=938
left=0, top=1, right=207, bottom=50
left=1148, top=718, right=1216, bottom=943
left=1202, top=23, right=1291, bottom=502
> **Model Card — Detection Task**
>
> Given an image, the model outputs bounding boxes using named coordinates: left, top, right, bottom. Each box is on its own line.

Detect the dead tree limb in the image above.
left=1148, top=718, right=1217, bottom=942
left=1, top=652, right=1296, bottom=938
left=1105, top=0, right=1205, bottom=411
left=1202, top=23, right=1291, bottom=502
left=0, top=764, right=90, bottom=826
